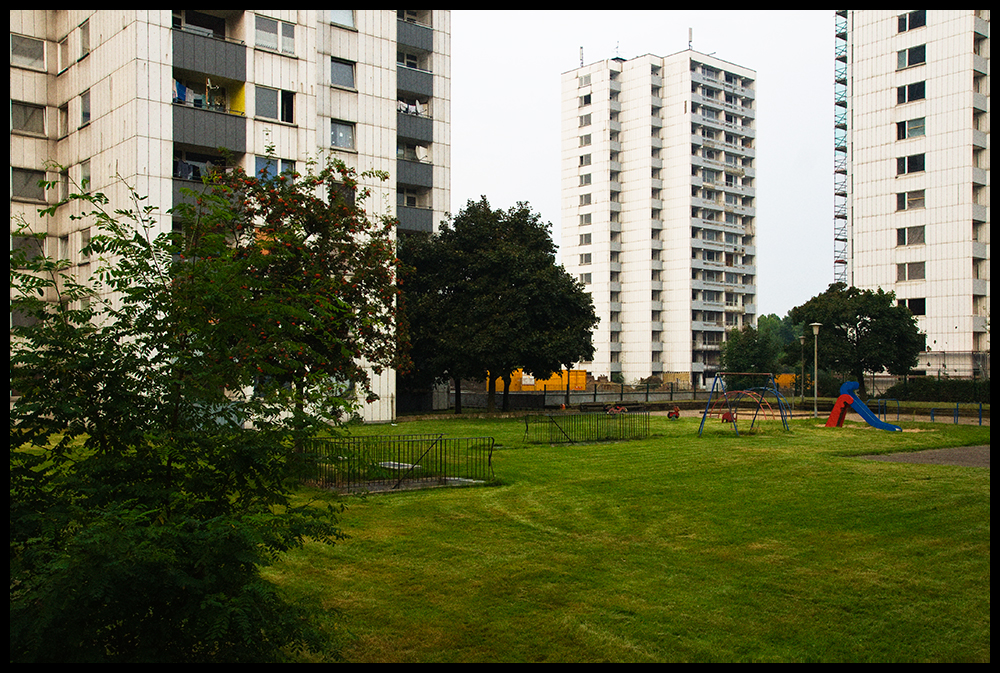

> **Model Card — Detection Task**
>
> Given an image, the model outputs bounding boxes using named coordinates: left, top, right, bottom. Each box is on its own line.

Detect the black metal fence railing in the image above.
left=301, top=434, right=496, bottom=494
left=524, top=411, right=651, bottom=444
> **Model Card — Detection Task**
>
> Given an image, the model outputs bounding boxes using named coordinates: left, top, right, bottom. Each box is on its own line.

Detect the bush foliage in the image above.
left=10, top=157, right=399, bottom=662
left=882, top=376, right=991, bottom=404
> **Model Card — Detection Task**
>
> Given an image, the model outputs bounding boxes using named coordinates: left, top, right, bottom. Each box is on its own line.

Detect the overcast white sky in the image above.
left=450, top=10, right=835, bottom=319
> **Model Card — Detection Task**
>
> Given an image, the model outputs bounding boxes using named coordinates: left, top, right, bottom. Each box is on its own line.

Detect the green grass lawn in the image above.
left=267, top=415, right=990, bottom=662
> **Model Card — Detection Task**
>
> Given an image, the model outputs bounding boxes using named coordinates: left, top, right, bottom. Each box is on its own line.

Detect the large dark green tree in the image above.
left=10, top=156, right=400, bottom=662
left=787, top=283, right=925, bottom=399
left=398, top=197, right=597, bottom=412
left=719, top=324, right=781, bottom=392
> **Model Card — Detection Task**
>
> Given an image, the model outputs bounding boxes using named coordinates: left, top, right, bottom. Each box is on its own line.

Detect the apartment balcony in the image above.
left=396, top=158, right=433, bottom=188
left=692, top=299, right=725, bottom=313
left=397, top=17, right=433, bottom=52
left=398, top=66, right=433, bottom=97
left=397, top=110, right=433, bottom=143
left=172, top=26, right=246, bottom=82
left=692, top=319, right=725, bottom=331
left=397, top=205, right=434, bottom=233
left=173, top=102, right=246, bottom=153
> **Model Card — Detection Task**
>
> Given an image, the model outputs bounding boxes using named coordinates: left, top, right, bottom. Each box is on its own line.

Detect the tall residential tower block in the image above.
left=561, top=51, right=757, bottom=388
left=10, top=10, right=451, bottom=420
left=834, top=10, right=989, bottom=378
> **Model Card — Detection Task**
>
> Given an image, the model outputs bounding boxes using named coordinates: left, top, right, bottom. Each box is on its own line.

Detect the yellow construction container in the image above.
left=506, top=368, right=587, bottom=392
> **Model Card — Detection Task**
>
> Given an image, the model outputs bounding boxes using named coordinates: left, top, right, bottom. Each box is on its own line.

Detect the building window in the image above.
left=579, top=233, right=592, bottom=245
left=901, top=298, right=926, bottom=316
left=80, top=159, right=91, bottom=191
left=579, top=213, right=591, bottom=226
left=578, top=74, right=591, bottom=87
left=579, top=113, right=591, bottom=127
left=579, top=94, right=591, bottom=107
left=79, top=19, right=90, bottom=59
left=255, top=16, right=295, bottom=54
left=331, top=58, right=355, bottom=88
left=580, top=174, right=591, bottom=186
left=11, top=34, right=45, bottom=70
left=896, top=192, right=925, bottom=212
left=397, top=188, right=425, bottom=209
left=256, top=86, right=294, bottom=123
left=897, top=225, right=925, bottom=246
left=174, top=149, right=225, bottom=180
left=898, top=10, right=926, bottom=32
left=173, top=10, right=227, bottom=38
left=897, top=154, right=924, bottom=175
left=897, top=81, right=925, bottom=104
left=398, top=9, right=430, bottom=25
left=11, top=101, right=45, bottom=135
left=331, top=120, right=355, bottom=149
left=580, top=194, right=591, bottom=206
left=579, top=273, right=592, bottom=284
left=579, top=134, right=591, bottom=147
left=579, top=253, right=592, bottom=265
left=57, top=36, right=70, bottom=73
left=897, top=45, right=926, bottom=70
left=80, top=90, right=91, bottom=126
left=897, top=118, right=925, bottom=139
left=11, top=167, right=46, bottom=201
left=397, top=141, right=430, bottom=162
left=579, top=154, right=591, bottom=167
left=897, top=262, right=925, bottom=281
left=255, top=156, right=296, bottom=180
left=330, top=10, right=355, bottom=28
left=397, top=50, right=423, bottom=70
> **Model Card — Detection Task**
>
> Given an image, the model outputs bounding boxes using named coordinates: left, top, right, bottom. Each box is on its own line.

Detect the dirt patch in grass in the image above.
left=859, top=445, right=990, bottom=468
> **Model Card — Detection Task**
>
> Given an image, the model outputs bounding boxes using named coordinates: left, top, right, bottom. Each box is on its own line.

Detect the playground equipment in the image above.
left=698, top=373, right=791, bottom=437
left=825, top=381, right=901, bottom=432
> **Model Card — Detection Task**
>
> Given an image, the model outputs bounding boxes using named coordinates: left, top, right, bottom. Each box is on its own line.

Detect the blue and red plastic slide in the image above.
left=825, top=381, right=902, bottom=432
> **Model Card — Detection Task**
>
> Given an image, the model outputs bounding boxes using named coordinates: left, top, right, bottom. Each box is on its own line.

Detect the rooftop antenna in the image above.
left=688, top=28, right=693, bottom=50
left=580, top=46, right=583, bottom=67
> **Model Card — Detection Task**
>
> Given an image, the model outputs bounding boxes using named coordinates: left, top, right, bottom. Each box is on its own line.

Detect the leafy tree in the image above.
left=787, top=283, right=925, bottom=399
left=10, top=156, right=400, bottom=662
left=758, top=312, right=801, bottom=354
left=398, top=197, right=597, bottom=412
left=719, top=324, right=781, bottom=391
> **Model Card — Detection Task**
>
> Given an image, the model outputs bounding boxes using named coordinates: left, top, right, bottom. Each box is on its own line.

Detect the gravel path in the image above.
left=860, top=445, right=990, bottom=468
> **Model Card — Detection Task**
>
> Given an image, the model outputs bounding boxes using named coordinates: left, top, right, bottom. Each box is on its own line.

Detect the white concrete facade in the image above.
left=561, top=51, right=757, bottom=389
left=10, top=10, right=451, bottom=421
left=836, top=10, right=990, bottom=379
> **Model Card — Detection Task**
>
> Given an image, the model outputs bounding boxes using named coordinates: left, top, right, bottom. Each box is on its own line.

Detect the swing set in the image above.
left=697, top=372, right=791, bottom=437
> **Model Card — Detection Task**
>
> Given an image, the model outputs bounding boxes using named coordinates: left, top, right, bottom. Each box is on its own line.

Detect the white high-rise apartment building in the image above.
left=834, top=10, right=989, bottom=378
left=561, top=51, right=757, bottom=389
left=10, top=10, right=451, bottom=421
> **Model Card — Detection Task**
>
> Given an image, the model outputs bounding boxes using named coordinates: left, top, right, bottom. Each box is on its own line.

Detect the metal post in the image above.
left=810, top=323, right=822, bottom=418
left=799, top=334, right=806, bottom=404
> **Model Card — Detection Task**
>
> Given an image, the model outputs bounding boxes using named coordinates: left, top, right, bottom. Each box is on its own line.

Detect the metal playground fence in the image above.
left=524, top=410, right=651, bottom=444
left=301, top=433, right=497, bottom=494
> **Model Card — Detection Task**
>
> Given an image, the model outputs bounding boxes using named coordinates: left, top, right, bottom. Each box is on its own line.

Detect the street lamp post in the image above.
left=799, top=334, right=806, bottom=405
left=810, top=323, right=822, bottom=418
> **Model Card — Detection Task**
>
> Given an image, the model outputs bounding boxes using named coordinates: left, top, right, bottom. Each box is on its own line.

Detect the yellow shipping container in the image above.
left=506, top=368, right=587, bottom=392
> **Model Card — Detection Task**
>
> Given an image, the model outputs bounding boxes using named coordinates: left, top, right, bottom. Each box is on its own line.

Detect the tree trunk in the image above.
left=854, top=369, right=867, bottom=400
left=486, top=373, right=498, bottom=413
left=501, top=374, right=511, bottom=412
